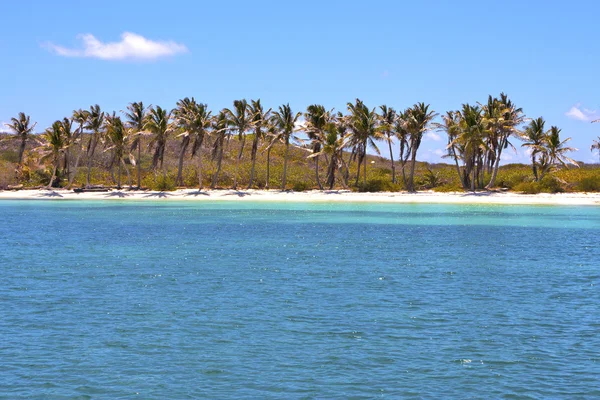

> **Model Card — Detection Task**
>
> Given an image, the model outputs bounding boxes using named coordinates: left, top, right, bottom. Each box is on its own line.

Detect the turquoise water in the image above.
left=1, top=200, right=599, bottom=398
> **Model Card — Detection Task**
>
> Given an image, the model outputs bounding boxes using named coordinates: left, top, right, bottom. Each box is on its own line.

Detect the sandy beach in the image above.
left=1, top=188, right=600, bottom=205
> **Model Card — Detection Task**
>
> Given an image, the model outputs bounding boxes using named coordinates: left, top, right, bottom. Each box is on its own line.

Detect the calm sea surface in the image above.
left=1, top=200, right=599, bottom=399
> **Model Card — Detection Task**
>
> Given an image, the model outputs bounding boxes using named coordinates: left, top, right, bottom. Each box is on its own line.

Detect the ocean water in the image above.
left=1, top=200, right=599, bottom=399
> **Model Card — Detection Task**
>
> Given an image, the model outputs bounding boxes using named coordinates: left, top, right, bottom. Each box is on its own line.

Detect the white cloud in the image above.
left=433, top=148, right=445, bottom=156
left=565, top=104, right=598, bottom=122
left=425, top=132, right=442, bottom=141
left=44, top=32, right=188, bottom=61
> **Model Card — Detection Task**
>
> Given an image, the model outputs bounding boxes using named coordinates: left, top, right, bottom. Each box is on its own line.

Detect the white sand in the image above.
left=1, top=188, right=600, bottom=205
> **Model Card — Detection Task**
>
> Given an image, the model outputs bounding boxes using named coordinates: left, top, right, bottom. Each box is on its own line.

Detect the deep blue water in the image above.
left=1, top=200, right=599, bottom=399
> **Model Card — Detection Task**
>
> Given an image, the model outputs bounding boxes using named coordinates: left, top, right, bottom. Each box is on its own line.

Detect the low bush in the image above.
left=576, top=176, right=600, bottom=192
left=292, top=181, right=311, bottom=192
left=144, top=173, right=176, bottom=191
left=356, top=178, right=402, bottom=192
left=513, top=177, right=563, bottom=194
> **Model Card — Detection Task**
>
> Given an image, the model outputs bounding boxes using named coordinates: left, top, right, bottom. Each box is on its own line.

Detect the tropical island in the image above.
left=2, top=94, right=600, bottom=203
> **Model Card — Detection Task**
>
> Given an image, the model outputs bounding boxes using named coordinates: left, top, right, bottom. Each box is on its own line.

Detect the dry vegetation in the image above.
left=2, top=132, right=600, bottom=193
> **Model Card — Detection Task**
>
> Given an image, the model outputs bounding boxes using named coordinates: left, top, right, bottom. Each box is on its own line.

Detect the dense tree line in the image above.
left=2, top=94, right=589, bottom=191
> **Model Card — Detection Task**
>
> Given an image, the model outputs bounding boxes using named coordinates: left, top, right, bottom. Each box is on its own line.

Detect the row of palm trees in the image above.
left=435, top=94, right=581, bottom=190
left=3, top=94, right=587, bottom=191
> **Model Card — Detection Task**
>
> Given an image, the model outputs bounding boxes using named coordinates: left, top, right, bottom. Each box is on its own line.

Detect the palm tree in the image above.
left=346, top=99, right=381, bottom=186
left=144, top=105, right=172, bottom=178
left=404, top=102, right=437, bottom=192
left=185, top=100, right=212, bottom=189
left=395, top=110, right=412, bottom=187
left=211, top=110, right=229, bottom=189
left=40, top=121, right=66, bottom=188
left=521, top=117, right=546, bottom=181
left=591, top=136, right=600, bottom=164
left=304, top=104, right=332, bottom=189
left=434, top=110, right=466, bottom=189
left=537, top=126, right=578, bottom=181
left=59, top=117, right=74, bottom=182
left=5, top=112, right=37, bottom=166
left=104, top=113, right=131, bottom=189
left=84, top=104, right=105, bottom=188
left=225, top=99, right=251, bottom=189
left=271, top=104, right=301, bottom=190
left=451, top=104, right=488, bottom=191
left=310, top=117, right=350, bottom=189
left=484, top=93, right=524, bottom=189
left=124, top=101, right=149, bottom=189
left=264, top=121, right=278, bottom=190
left=173, top=97, right=195, bottom=186
left=248, top=99, right=271, bottom=189
left=67, top=109, right=90, bottom=188
left=379, top=105, right=397, bottom=183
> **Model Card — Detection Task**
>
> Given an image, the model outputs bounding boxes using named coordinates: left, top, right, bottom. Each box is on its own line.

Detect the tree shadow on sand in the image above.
left=143, top=191, right=173, bottom=199
left=323, top=190, right=351, bottom=195
left=185, top=190, right=210, bottom=197
left=460, top=191, right=493, bottom=197
left=37, top=190, right=63, bottom=198
left=224, top=190, right=252, bottom=197
left=104, top=191, right=132, bottom=198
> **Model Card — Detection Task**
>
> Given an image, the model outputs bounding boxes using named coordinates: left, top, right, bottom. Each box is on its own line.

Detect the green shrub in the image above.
left=513, top=181, right=541, bottom=194
left=292, top=181, right=311, bottom=192
left=538, top=177, right=564, bottom=193
left=144, top=174, right=176, bottom=191
left=513, top=177, right=563, bottom=194
left=576, top=176, right=600, bottom=192
left=433, top=183, right=464, bottom=192
left=356, top=178, right=402, bottom=192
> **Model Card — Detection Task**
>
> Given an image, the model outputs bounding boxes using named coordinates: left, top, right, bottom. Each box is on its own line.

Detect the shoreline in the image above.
left=1, top=188, right=600, bottom=206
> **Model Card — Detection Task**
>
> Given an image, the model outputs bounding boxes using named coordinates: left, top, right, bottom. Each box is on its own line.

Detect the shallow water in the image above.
left=1, top=200, right=599, bottom=398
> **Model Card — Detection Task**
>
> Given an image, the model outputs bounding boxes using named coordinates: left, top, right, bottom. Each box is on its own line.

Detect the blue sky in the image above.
left=1, top=0, right=599, bottom=163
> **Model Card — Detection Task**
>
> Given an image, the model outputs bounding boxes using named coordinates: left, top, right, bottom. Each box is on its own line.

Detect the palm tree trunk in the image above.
left=18, top=136, right=26, bottom=165
left=328, top=154, right=336, bottom=189
left=117, top=160, right=122, bottom=189
left=450, top=147, right=466, bottom=190
left=471, top=155, right=476, bottom=191
left=282, top=141, right=289, bottom=190
left=248, top=137, right=259, bottom=189
left=363, top=150, right=367, bottom=186
left=344, top=148, right=354, bottom=186
left=86, top=136, right=95, bottom=188
left=266, top=147, right=271, bottom=190
left=137, top=141, right=142, bottom=189
left=486, top=137, right=505, bottom=189
left=48, top=158, right=58, bottom=189
left=197, top=153, right=203, bottom=190
left=176, top=137, right=189, bottom=186
left=407, top=148, right=418, bottom=192
left=315, top=155, right=323, bottom=190
left=67, top=150, right=83, bottom=189
left=388, top=138, right=396, bottom=183
left=233, top=136, right=245, bottom=189
left=400, top=142, right=409, bottom=188
left=355, top=155, right=361, bottom=186
left=211, top=141, right=224, bottom=189
left=363, top=151, right=368, bottom=186
left=532, top=153, right=538, bottom=181
left=161, top=148, right=167, bottom=180
left=123, top=159, right=132, bottom=189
